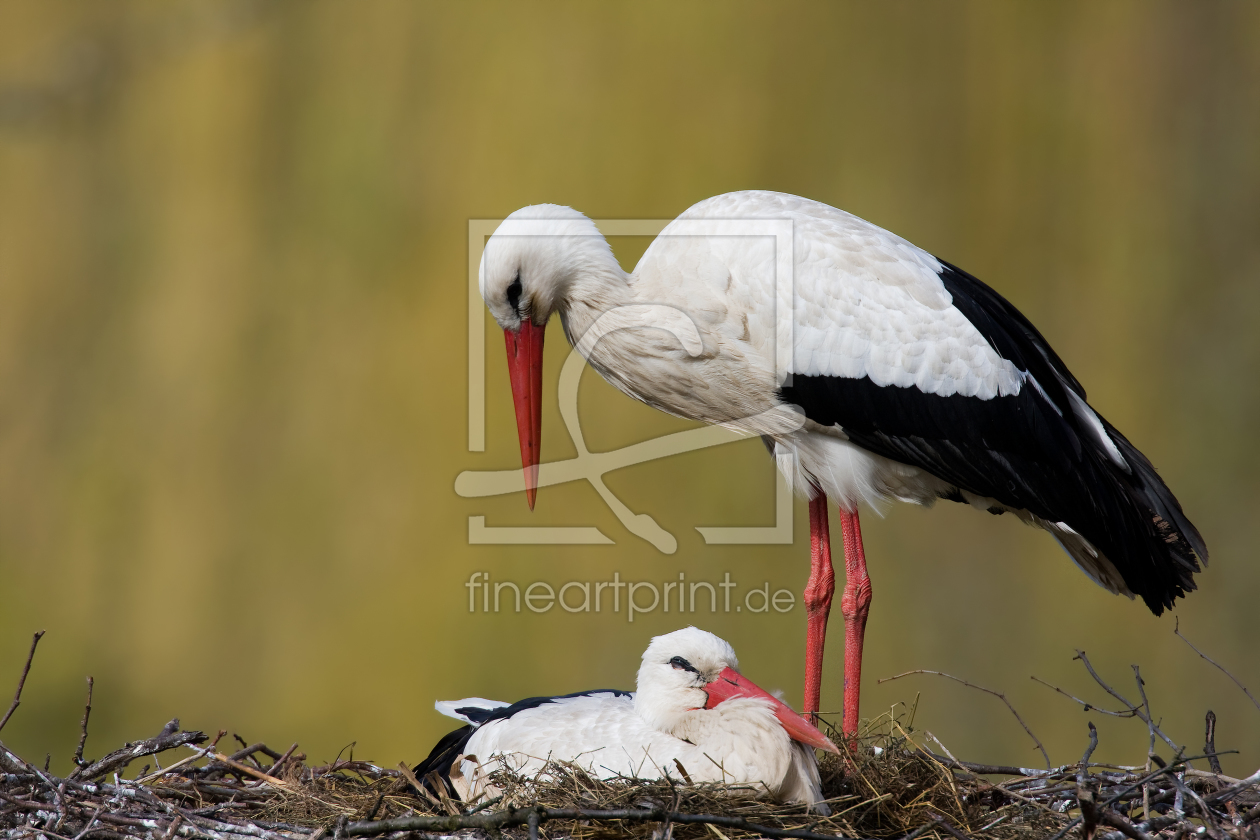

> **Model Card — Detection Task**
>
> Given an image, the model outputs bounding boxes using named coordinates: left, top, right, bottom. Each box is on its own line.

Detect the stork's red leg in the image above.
left=803, top=492, right=834, bottom=722
left=838, top=508, right=872, bottom=738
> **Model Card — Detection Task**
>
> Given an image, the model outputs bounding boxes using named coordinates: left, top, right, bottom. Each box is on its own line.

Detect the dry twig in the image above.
left=1175, top=617, right=1260, bottom=711
left=68, top=719, right=206, bottom=781
left=879, top=670, right=1050, bottom=770
left=1203, top=711, right=1223, bottom=775
left=1032, top=651, right=1183, bottom=759
left=74, top=676, right=93, bottom=767
left=0, top=630, right=44, bottom=734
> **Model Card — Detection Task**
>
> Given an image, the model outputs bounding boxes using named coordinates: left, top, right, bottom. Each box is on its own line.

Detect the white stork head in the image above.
left=635, top=627, right=839, bottom=755
left=478, top=204, right=622, bottom=508
left=479, top=204, right=615, bottom=332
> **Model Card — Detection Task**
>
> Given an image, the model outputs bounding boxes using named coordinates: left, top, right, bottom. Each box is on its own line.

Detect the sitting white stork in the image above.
left=477, top=191, right=1208, bottom=736
left=415, top=626, right=837, bottom=809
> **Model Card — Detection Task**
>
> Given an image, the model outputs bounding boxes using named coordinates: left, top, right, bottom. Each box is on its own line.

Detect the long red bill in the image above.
left=704, top=666, right=840, bottom=754
left=504, top=320, right=545, bottom=509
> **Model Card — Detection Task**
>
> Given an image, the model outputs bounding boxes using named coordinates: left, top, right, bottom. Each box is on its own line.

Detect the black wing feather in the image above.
left=779, top=259, right=1206, bottom=614
left=412, top=724, right=474, bottom=797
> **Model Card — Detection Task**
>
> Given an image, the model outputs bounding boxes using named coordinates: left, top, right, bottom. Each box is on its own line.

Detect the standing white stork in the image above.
left=415, top=626, right=837, bottom=809
left=477, top=191, right=1208, bottom=736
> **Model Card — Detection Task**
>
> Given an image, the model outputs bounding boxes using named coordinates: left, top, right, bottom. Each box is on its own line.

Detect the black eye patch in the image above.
left=669, top=656, right=699, bottom=674
left=506, top=272, right=522, bottom=317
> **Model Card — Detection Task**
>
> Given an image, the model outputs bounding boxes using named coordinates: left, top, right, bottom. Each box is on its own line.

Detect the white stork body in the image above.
left=415, top=627, right=834, bottom=810
left=478, top=191, right=1207, bottom=733
left=561, top=195, right=1013, bottom=511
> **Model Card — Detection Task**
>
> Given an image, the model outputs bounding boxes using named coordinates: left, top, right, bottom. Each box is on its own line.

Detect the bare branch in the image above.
left=1175, top=617, right=1260, bottom=712
left=1204, top=711, right=1223, bottom=775
left=1098, top=808, right=1154, bottom=840
left=1047, top=752, right=1212, bottom=840
left=879, top=669, right=1050, bottom=769
left=206, top=750, right=294, bottom=789
left=1074, top=722, right=1101, bottom=840
left=267, top=742, right=299, bottom=777
left=69, top=719, right=206, bottom=781
left=1077, top=722, right=1099, bottom=787
left=74, top=676, right=94, bottom=767
left=1072, top=651, right=1184, bottom=757
left=1132, top=665, right=1157, bottom=761
left=1030, top=675, right=1136, bottom=717
left=0, top=630, right=45, bottom=733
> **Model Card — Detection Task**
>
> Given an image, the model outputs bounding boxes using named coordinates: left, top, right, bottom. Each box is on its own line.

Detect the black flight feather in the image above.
left=778, top=259, right=1206, bottom=614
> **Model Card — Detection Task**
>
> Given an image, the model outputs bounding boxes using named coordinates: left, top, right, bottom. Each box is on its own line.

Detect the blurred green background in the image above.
left=1, top=1, right=1258, bottom=778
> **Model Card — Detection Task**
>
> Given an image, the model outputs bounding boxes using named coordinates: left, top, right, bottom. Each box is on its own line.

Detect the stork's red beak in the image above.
left=504, top=320, right=546, bottom=509
left=704, top=666, right=840, bottom=754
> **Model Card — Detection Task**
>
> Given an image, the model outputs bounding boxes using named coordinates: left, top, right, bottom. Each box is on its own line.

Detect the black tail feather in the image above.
left=412, top=724, right=473, bottom=799
left=932, top=257, right=1208, bottom=615
left=1101, top=419, right=1207, bottom=614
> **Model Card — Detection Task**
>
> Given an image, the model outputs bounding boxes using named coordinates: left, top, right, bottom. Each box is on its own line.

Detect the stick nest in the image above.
left=2, top=632, right=1258, bottom=839
left=2, top=711, right=1257, bottom=840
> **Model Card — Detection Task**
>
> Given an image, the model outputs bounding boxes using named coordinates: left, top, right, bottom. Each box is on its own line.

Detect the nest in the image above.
left=2, top=632, right=1258, bottom=839
left=3, top=714, right=1258, bottom=840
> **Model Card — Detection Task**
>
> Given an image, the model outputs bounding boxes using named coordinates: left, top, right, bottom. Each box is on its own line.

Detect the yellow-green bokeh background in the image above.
left=1, top=1, right=1258, bottom=777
